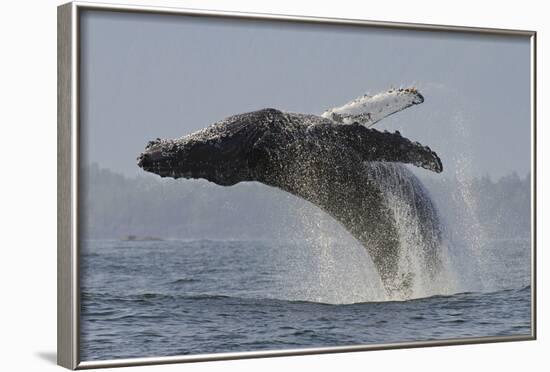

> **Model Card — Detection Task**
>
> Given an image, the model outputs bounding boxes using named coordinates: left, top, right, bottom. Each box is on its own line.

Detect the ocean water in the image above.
left=80, top=238, right=531, bottom=361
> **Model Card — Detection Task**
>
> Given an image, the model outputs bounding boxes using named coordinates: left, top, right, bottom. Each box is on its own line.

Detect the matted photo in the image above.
left=57, top=2, right=536, bottom=369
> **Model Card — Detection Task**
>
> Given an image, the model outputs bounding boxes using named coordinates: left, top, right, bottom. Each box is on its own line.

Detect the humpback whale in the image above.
left=137, top=88, right=443, bottom=297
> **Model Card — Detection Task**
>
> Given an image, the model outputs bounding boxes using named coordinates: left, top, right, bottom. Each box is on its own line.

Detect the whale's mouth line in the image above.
left=137, top=156, right=217, bottom=181
left=138, top=160, right=172, bottom=177
left=139, top=162, right=191, bottom=179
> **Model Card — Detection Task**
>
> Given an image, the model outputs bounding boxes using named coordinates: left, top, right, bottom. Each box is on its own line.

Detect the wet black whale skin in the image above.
left=137, top=108, right=443, bottom=296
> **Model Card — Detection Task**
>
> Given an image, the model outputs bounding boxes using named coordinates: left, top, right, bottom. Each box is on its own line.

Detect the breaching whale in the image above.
left=137, top=88, right=443, bottom=297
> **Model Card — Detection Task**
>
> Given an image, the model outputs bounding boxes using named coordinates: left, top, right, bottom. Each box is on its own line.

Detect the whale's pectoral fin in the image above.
left=321, top=87, right=424, bottom=127
left=308, top=124, right=443, bottom=173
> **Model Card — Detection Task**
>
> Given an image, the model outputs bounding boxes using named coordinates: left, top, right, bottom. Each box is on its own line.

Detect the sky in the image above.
left=80, top=10, right=532, bottom=180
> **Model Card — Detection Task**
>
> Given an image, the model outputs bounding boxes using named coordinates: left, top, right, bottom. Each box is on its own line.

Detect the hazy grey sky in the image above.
left=80, top=10, right=531, bottom=179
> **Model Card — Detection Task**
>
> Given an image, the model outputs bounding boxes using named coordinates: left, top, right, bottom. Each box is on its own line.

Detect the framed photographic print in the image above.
left=57, top=1, right=536, bottom=369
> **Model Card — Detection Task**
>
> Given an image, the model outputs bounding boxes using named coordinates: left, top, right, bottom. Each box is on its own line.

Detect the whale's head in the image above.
left=137, top=112, right=274, bottom=185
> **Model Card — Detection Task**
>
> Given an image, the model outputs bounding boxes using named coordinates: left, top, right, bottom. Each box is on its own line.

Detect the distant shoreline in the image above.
left=120, top=235, right=164, bottom=242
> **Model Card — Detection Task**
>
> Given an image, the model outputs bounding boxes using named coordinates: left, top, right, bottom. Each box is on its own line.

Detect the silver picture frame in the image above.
left=57, top=1, right=537, bottom=369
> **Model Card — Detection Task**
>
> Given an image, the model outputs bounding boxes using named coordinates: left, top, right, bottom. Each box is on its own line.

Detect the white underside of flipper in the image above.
left=321, top=87, right=424, bottom=127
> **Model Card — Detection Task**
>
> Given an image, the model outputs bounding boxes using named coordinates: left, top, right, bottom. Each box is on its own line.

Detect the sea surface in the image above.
left=80, top=238, right=531, bottom=361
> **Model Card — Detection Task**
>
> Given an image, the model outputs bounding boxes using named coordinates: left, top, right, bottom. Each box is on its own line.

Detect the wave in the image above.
left=81, top=285, right=530, bottom=309
left=168, top=278, right=199, bottom=284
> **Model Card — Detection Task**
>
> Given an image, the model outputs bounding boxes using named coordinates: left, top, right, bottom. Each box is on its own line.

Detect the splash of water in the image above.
left=274, top=113, right=504, bottom=304
left=445, top=111, right=504, bottom=293
left=277, top=161, right=461, bottom=304
left=366, top=162, right=459, bottom=300
left=278, top=196, right=388, bottom=304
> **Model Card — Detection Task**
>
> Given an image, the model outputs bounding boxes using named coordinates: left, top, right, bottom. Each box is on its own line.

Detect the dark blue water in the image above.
left=80, top=239, right=531, bottom=361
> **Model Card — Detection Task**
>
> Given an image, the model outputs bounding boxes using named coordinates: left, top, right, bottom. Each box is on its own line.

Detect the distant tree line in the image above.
left=423, top=172, right=531, bottom=240
left=80, top=163, right=305, bottom=240
left=81, top=163, right=531, bottom=240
